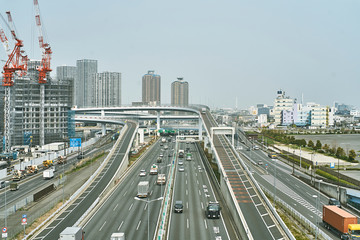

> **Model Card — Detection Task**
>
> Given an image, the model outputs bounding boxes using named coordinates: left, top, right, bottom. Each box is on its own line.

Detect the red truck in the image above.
left=323, top=205, right=360, bottom=239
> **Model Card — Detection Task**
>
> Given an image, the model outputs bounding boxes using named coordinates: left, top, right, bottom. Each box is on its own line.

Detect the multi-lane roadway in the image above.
left=32, top=122, right=137, bottom=239
left=168, top=141, right=229, bottom=240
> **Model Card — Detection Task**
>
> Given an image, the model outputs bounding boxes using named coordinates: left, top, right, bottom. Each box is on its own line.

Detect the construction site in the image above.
left=0, top=0, right=73, bottom=161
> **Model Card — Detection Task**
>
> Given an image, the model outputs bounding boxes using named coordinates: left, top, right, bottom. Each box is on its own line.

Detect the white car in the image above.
left=178, top=166, right=185, bottom=172
left=139, top=170, right=146, bottom=177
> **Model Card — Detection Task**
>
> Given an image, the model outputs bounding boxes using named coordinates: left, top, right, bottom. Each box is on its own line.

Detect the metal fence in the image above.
left=260, top=185, right=333, bottom=240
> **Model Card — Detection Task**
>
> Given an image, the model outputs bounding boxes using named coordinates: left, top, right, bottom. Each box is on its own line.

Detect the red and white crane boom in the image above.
left=33, top=0, right=52, bottom=84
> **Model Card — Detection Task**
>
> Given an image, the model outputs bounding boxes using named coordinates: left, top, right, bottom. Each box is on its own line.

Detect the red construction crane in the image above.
left=33, top=0, right=52, bottom=84
left=2, top=11, right=28, bottom=154
left=2, top=11, right=27, bottom=86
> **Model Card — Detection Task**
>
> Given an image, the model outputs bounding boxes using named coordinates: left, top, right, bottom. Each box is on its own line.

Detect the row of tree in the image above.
left=261, top=130, right=358, bottom=163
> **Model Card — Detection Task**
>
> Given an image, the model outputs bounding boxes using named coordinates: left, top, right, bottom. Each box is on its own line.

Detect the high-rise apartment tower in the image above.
left=171, top=77, right=189, bottom=107
left=94, top=72, right=121, bottom=107
left=75, top=59, right=98, bottom=107
left=142, top=70, right=161, bottom=106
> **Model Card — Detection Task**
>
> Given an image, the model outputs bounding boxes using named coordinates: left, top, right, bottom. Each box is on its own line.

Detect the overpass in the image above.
left=74, top=106, right=203, bottom=139
left=72, top=106, right=294, bottom=239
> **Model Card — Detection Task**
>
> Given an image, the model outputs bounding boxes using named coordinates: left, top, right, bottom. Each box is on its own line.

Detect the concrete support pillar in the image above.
left=135, top=131, right=139, bottom=147
left=101, top=110, right=106, bottom=136
left=157, top=111, right=160, bottom=136
left=198, top=117, right=203, bottom=141
left=138, top=128, right=145, bottom=144
left=102, top=124, right=106, bottom=136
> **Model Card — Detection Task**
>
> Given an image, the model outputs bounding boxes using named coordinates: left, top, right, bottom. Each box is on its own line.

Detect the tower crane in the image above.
left=33, top=0, right=52, bottom=146
left=1, top=12, right=27, bottom=154
left=0, top=23, right=11, bottom=57
left=33, top=0, right=52, bottom=84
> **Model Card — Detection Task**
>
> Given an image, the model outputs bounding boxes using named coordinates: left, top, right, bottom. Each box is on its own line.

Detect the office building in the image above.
left=57, top=66, right=77, bottom=106
left=273, top=90, right=294, bottom=125
left=142, top=70, right=161, bottom=106
left=171, top=77, right=189, bottom=107
left=75, top=59, right=98, bottom=107
left=94, top=72, right=121, bottom=107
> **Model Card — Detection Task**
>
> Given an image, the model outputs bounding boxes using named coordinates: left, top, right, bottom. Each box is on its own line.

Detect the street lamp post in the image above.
left=313, top=194, right=319, bottom=240
left=338, top=157, right=340, bottom=200
left=134, top=197, right=163, bottom=240
left=274, top=158, right=277, bottom=209
left=299, top=146, right=302, bottom=170
left=4, top=180, right=9, bottom=238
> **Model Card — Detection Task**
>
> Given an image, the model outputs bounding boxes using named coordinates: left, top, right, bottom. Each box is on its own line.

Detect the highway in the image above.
left=82, top=137, right=174, bottom=239
left=0, top=133, right=115, bottom=209
left=32, top=122, right=137, bottom=240
left=168, top=141, right=230, bottom=240
left=201, top=111, right=288, bottom=239
left=237, top=138, right=339, bottom=239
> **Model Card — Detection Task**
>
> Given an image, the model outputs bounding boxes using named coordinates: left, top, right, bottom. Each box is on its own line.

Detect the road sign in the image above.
left=21, top=218, right=27, bottom=225
left=1, top=233, right=7, bottom=238
left=2, top=227, right=7, bottom=233
left=70, top=138, right=81, bottom=147
left=22, top=214, right=27, bottom=218
left=330, top=163, right=335, bottom=168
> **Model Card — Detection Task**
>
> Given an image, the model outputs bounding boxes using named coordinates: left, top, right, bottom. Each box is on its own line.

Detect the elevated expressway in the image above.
left=76, top=106, right=294, bottom=239
left=30, top=105, right=294, bottom=239
left=30, top=122, right=137, bottom=239
left=201, top=111, right=294, bottom=240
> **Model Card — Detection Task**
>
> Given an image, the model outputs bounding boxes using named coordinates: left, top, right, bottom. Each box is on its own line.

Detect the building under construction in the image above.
left=0, top=64, right=73, bottom=146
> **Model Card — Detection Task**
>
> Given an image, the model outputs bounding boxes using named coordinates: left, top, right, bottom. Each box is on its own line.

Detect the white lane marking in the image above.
left=129, top=203, right=133, bottom=211
left=113, top=204, right=119, bottom=211
left=201, top=202, right=204, bottom=209
left=187, top=218, right=189, bottom=229
left=118, top=221, right=123, bottom=231
left=199, top=190, right=201, bottom=196
left=197, top=180, right=199, bottom=185
left=187, top=202, right=189, bottom=209
left=131, top=180, right=134, bottom=185
left=145, top=203, right=148, bottom=211
left=123, top=191, right=127, bottom=196
left=136, top=220, right=141, bottom=230
left=186, top=189, right=188, bottom=196
left=204, top=219, right=208, bottom=229
left=99, top=221, right=106, bottom=231
left=186, top=180, right=187, bottom=185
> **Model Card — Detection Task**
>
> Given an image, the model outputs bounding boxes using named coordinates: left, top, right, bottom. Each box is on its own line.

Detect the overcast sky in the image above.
left=1, top=0, right=359, bottom=109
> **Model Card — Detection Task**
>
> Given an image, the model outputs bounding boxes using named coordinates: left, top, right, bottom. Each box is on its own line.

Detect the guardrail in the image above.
left=201, top=112, right=254, bottom=240
left=227, top=137, right=295, bottom=240
left=260, top=184, right=332, bottom=240
left=24, top=125, right=129, bottom=239
left=156, top=139, right=177, bottom=240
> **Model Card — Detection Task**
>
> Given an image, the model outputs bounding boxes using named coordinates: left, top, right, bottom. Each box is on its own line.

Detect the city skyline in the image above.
left=0, top=0, right=359, bottom=108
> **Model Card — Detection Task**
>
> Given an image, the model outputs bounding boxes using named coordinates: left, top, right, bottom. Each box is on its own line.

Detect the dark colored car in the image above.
left=174, top=200, right=183, bottom=213
left=329, top=198, right=341, bottom=208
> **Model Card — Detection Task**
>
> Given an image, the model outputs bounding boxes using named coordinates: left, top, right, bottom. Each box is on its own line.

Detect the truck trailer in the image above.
left=150, top=165, right=158, bottom=175
left=323, top=205, right=360, bottom=238
left=59, top=227, right=84, bottom=240
left=157, top=174, right=166, bottom=185
left=137, top=181, right=149, bottom=198
left=110, top=232, right=125, bottom=240
left=43, top=169, right=54, bottom=180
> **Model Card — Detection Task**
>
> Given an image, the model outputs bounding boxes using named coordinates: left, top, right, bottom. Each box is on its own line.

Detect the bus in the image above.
left=268, top=152, right=277, bottom=159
